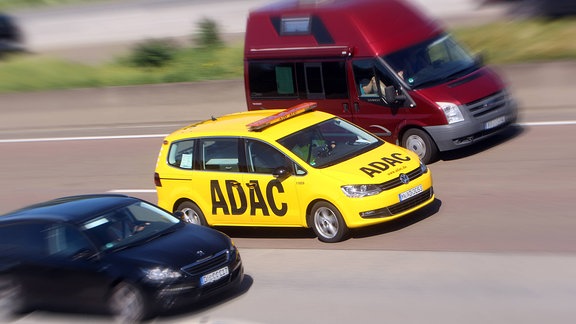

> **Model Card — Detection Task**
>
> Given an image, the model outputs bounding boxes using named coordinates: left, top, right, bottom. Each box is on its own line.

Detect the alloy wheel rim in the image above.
left=314, top=207, right=338, bottom=239
left=112, top=285, right=143, bottom=323
left=406, top=135, right=426, bottom=159
left=181, top=207, right=201, bottom=224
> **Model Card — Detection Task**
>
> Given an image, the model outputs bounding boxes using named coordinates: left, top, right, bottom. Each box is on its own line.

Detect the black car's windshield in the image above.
left=80, top=201, right=180, bottom=252
left=384, top=34, right=478, bottom=89
left=278, top=118, right=382, bottom=168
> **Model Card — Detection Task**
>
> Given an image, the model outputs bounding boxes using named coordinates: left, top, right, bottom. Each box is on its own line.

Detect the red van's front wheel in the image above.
left=402, top=128, right=438, bottom=164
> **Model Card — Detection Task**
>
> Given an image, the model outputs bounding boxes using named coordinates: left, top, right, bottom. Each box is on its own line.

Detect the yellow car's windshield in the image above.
left=278, top=118, right=382, bottom=168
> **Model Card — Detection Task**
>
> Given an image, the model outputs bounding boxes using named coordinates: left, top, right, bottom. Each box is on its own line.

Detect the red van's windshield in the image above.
left=384, top=34, right=479, bottom=89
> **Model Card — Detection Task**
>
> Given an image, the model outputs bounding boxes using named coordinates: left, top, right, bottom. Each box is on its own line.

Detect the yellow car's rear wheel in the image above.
left=176, top=201, right=207, bottom=226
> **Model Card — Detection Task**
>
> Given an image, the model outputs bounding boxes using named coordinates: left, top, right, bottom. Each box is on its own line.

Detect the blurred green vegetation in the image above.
left=0, top=0, right=105, bottom=11
left=0, top=45, right=244, bottom=92
left=0, top=8, right=575, bottom=93
left=453, top=18, right=576, bottom=63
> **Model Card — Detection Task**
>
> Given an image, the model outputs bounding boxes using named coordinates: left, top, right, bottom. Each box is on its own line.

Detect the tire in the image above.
left=109, top=282, right=146, bottom=323
left=310, top=201, right=349, bottom=243
left=401, top=128, right=438, bottom=164
left=176, top=201, right=207, bottom=226
left=0, top=277, right=27, bottom=320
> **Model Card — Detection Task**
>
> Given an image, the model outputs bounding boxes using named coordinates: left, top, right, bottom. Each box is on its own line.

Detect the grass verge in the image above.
left=453, top=17, right=576, bottom=63
left=0, top=0, right=106, bottom=11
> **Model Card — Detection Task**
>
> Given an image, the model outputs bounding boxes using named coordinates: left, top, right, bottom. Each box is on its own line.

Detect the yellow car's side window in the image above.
left=201, top=138, right=240, bottom=172
left=168, top=140, right=195, bottom=169
left=246, top=140, right=289, bottom=174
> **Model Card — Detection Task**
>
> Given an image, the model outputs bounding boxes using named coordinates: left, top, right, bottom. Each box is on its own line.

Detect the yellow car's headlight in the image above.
left=341, top=184, right=382, bottom=198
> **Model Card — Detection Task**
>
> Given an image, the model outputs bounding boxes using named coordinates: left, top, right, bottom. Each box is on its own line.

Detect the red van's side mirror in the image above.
left=384, top=85, right=406, bottom=104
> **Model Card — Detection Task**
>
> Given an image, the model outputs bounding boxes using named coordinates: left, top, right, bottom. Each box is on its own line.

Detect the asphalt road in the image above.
left=1, top=61, right=576, bottom=323
left=2, top=1, right=576, bottom=323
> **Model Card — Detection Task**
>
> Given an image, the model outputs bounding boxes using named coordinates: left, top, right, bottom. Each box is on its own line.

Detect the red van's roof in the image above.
left=245, top=0, right=444, bottom=59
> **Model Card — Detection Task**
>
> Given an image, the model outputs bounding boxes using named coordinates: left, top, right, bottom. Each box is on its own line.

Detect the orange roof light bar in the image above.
left=247, top=102, right=317, bottom=131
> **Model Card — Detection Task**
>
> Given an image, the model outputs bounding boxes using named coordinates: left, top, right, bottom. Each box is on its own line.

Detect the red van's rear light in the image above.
left=154, top=172, right=162, bottom=187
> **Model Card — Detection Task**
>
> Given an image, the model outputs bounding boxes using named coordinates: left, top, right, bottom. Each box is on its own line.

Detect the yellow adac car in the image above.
left=154, top=103, right=434, bottom=242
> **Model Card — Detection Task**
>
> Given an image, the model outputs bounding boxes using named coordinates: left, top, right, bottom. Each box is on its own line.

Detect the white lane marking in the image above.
left=1, top=121, right=575, bottom=144
left=517, top=121, right=576, bottom=126
left=1, top=120, right=570, bottom=195
left=108, top=189, right=156, bottom=193
left=0, top=134, right=168, bottom=143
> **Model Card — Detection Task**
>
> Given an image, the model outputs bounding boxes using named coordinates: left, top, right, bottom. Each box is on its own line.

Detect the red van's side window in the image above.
left=352, top=59, right=396, bottom=104
left=248, top=61, right=347, bottom=100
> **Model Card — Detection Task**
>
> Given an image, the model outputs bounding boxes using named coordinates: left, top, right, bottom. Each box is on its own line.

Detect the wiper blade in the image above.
left=144, top=228, right=178, bottom=243
left=412, top=79, right=442, bottom=88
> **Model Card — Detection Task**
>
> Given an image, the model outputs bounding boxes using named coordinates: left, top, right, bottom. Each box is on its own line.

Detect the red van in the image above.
left=244, top=0, right=518, bottom=164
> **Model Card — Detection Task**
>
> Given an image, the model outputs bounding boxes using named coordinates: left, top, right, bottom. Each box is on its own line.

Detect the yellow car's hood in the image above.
left=320, top=144, right=422, bottom=184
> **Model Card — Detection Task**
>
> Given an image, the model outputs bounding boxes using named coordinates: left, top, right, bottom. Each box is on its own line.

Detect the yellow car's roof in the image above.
left=166, top=104, right=334, bottom=142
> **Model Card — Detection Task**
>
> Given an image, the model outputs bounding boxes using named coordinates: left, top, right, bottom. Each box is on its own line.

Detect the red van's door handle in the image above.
left=342, top=103, right=349, bottom=112
left=353, top=102, right=360, bottom=112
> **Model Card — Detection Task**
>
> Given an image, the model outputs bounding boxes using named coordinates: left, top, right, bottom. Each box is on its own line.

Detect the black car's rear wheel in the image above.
left=0, top=277, right=27, bottom=319
left=109, top=282, right=146, bottom=323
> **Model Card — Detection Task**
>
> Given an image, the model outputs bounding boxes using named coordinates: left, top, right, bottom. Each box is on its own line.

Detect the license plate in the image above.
left=399, top=185, right=423, bottom=202
left=485, top=116, right=506, bottom=130
left=200, top=267, right=229, bottom=286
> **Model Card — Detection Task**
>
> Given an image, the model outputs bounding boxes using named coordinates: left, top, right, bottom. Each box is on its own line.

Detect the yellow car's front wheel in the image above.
left=310, top=201, right=349, bottom=243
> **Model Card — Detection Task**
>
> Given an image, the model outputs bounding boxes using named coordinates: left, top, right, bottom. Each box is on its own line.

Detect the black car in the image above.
left=480, top=0, right=576, bottom=17
left=0, top=13, right=24, bottom=54
left=0, top=194, right=244, bottom=322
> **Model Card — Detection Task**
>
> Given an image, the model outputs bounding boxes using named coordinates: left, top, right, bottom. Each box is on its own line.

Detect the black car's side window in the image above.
left=45, top=224, right=93, bottom=258
left=0, top=222, right=47, bottom=257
